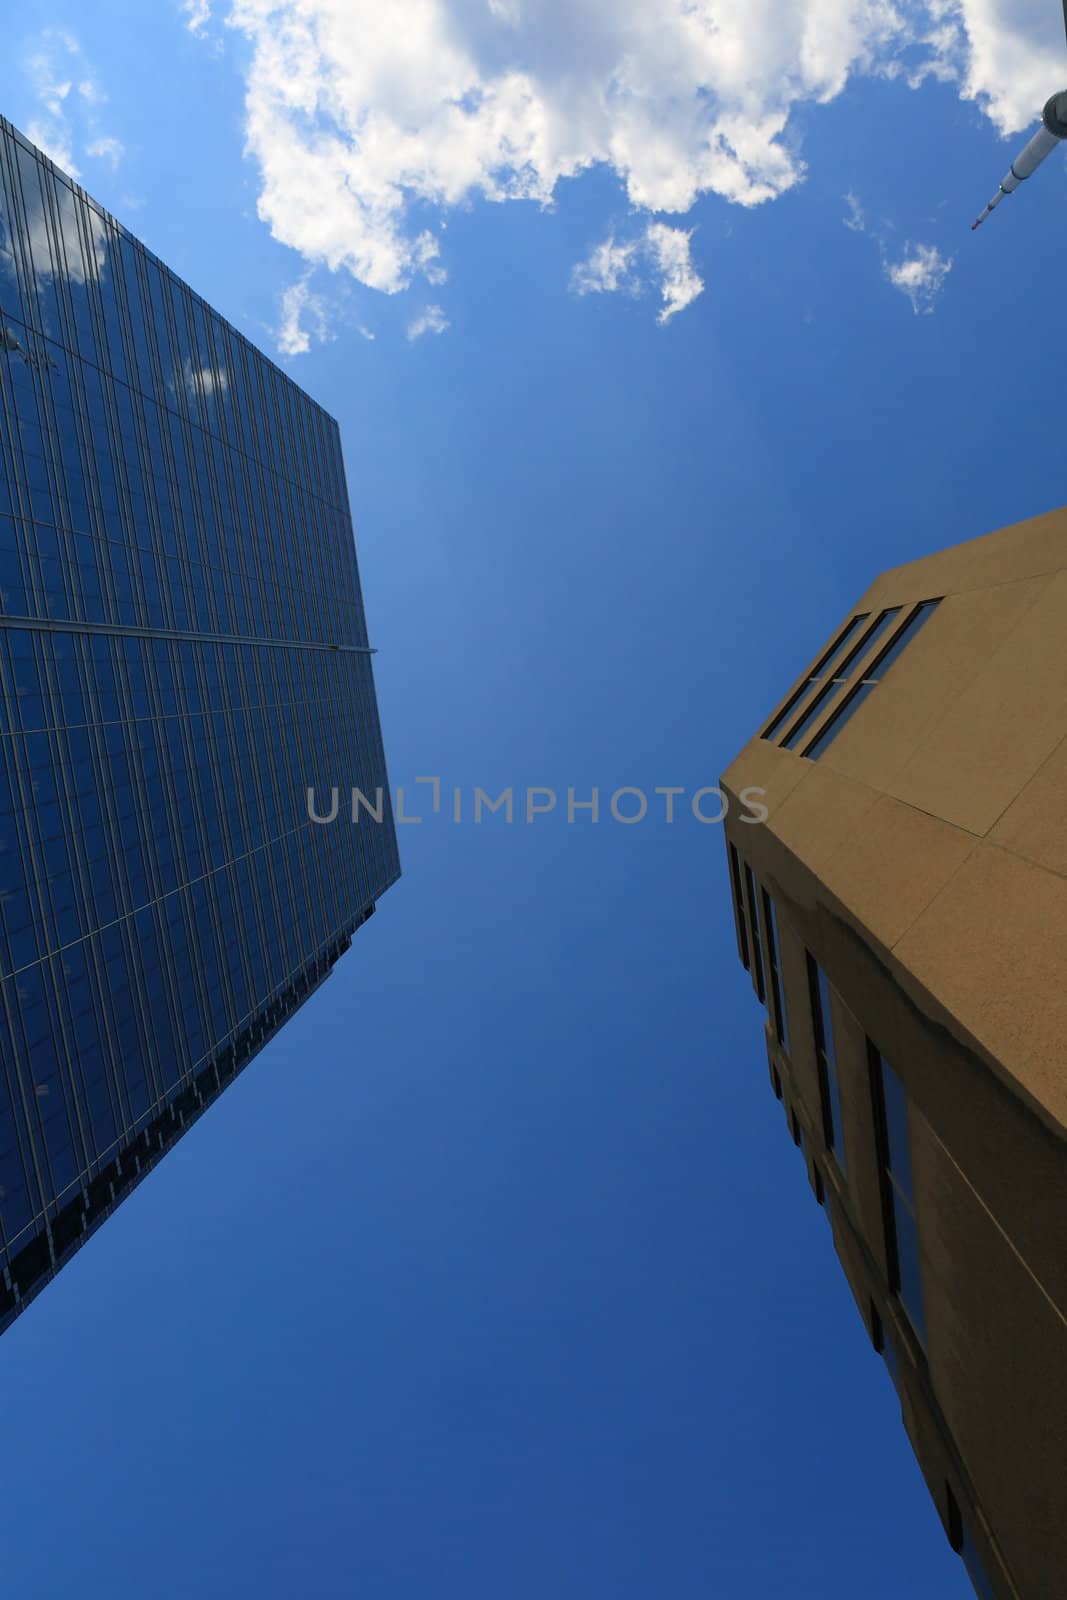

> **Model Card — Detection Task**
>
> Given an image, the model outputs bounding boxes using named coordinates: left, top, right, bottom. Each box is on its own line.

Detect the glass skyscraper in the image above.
left=0, top=118, right=400, bottom=1334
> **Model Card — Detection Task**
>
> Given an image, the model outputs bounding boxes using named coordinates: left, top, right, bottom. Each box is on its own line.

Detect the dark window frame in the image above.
left=727, top=840, right=750, bottom=972
left=781, top=607, right=901, bottom=750
left=869, top=1042, right=926, bottom=1348
left=761, top=887, right=790, bottom=1052
left=804, top=599, right=942, bottom=761
left=807, top=955, right=846, bottom=1172
left=760, top=611, right=871, bottom=741
left=743, top=863, right=766, bottom=1004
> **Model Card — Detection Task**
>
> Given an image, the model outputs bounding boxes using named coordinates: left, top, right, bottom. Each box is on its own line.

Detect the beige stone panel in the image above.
left=916, top=1112, right=1067, bottom=1599
left=723, top=739, right=806, bottom=812
left=716, top=742, right=809, bottom=838
left=766, top=765, right=880, bottom=883
left=895, top=845, right=1067, bottom=1130
left=815, top=577, right=1048, bottom=798
left=857, top=505, right=1067, bottom=612
left=886, top=570, right=1067, bottom=836
left=818, top=794, right=977, bottom=953
left=989, top=732, right=1067, bottom=878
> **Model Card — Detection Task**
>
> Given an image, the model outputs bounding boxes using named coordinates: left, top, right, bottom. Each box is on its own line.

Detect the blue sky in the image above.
left=4, top=3, right=1067, bottom=1596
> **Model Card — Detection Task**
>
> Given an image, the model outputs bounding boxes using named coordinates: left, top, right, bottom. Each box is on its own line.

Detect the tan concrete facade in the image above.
left=721, top=508, right=1067, bottom=1600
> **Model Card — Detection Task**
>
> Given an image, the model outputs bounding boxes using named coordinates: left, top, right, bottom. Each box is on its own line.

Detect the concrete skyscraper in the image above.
left=722, top=509, right=1067, bottom=1600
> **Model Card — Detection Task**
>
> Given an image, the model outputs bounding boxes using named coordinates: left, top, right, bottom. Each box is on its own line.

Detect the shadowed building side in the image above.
left=720, top=506, right=1067, bottom=1600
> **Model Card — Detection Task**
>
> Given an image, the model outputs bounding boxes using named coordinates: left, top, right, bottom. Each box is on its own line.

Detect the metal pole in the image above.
left=972, top=92, right=1067, bottom=231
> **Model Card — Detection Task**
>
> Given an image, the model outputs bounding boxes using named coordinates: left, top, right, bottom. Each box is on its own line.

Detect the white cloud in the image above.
left=571, top=236, right=640, bottom=297
left=182, top=1, right=1065, bottom=315
left=77, top=77, right=106, bottom=107
left=412, top=229, right=448, bottom=286
left=843, top=191, right=953, bottom=314
left=22, top=30, right=121, bottom=180
left=26, top=32, right=76, bottom=118
left=220, top=0, right=916, bottom=300
left=917, top=0, right=1066, bottom=135
left=86, top=135, right=125, bottom=168
left=843, top=190, right=867, bottom=233
left=183, top=0, right=213, bottom=32
left=645, top=222, right=703, bottom=323
left=571, top=222, right=703, bottom=323
left=24, top=31, right=80, bottom=174
left=277, top=276, right=334, bottom=355
left=884, top=242, right=953, bottom=313
left=24, top=120, right=79, bottom=178
left=406, top=304, right=450, bottom=341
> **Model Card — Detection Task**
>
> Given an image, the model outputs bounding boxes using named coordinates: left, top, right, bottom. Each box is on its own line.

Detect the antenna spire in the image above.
left=972, top=93, right=1067, bottom=230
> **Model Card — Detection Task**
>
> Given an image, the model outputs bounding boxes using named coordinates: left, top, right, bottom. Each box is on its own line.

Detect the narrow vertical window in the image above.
left=781, top=608, right=900, bottom=750
left=762, top=889, right=790, bottom=1052
left=871, top=1047, right=925, bottom=1347
left=761, top=612, right=870, bottom=740
left=805, top=600, right=941, bottom=760
left=808, top=957, right=846, bottom=1171
left=743, top=864, right=765, bottom=1003
left=727, top=841, right=749, bottom=972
